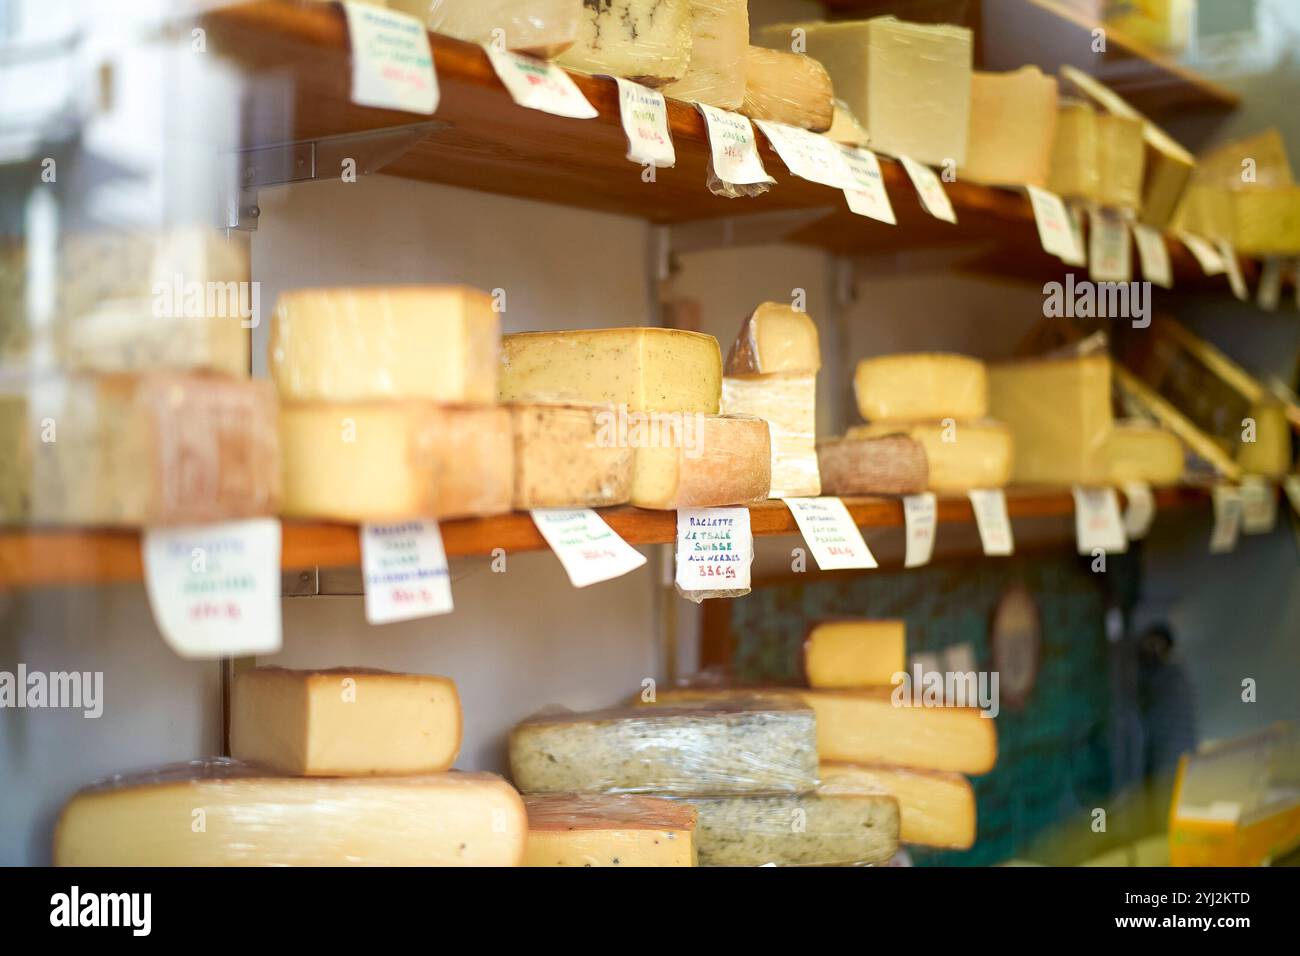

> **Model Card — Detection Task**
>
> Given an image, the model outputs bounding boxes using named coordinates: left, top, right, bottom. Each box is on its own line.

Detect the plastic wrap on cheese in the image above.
left=846, top=420, right=1013, bottom=493
left=816, top=433, right=929, bottom=496
left=524, top=793, right=698, bottom=866
left=721, top=373, right=820, bottom=498
left=398, top=0, right=581, bottom=58
left=630, top=413, right=770, bottom=509
left=555, top=0, right=692, bottom=86
left=854, top=353, right=988, bottom=423
left=509, top=701, right=819, bottom=795
left=739, top=46, right=834, bottom=133
left=53, top=758, right=527, bottom=866
left=661, top=0, right=748, bottom=109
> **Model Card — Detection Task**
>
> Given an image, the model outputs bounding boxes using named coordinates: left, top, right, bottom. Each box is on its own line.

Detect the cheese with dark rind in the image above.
left=523, top=793, right=697, bottom=866
left=724, top=302, right=821, bottom=375
left=815, top=434, right=929, bottom=496
left=846, top=420, right=1013, bottom=492
left=629, top=414, right=770, bottom=509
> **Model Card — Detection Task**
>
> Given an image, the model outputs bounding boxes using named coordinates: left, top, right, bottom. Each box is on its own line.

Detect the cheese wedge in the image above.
left=1107, top=421, right=1184, bottom=486
left=408, top=0, right=582, bottom=58
left=963, top=68, right=1058, bottom=187
left=661, top=0, right=748, bottom=109
left=54, top=760, right=526, bottom=866
left=854, top=353, right=988, bottom=422
left=724, top=302, right=821, bottom=375
left=630, top=414, right=770, bottom=509
left=846, top=420, right=1013, bottom=492
left=804, top=619, right=906, bottom=689
left=524, top=794, right=697, bottom=866
left=510, top=402, right=634, bottom=508
left=815, top=434, right=928, bottom=496
left=819, top=762, right=976, bottom=849
left=739, top=46, right=835, bottom=133
left=270, top=286, right=499, bottom=403
left=721, top=373, right=819, bottom=497
left=555, top=0, right=692, bottom=86
left=230, top=668, right=462, bottom=776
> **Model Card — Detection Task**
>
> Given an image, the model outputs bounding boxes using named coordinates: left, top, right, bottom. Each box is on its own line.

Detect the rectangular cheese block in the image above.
left=279, top=401, right=512, bottom=521
left=270, top=286, right=499, bottom=403
left=819, top=762, right=975, bottom=849
left=988, top=355, right=1113, bottom=486
left=1, top=373, right=279, bottom=527
left=405, top=0, right=581, bottom=57
left=1107, top=421, right=1184, bottom=486
left=661, top=0, right=748, bottom=109
left=963, top=67, right=1058, bottom=188
left=630, top=414, right=770, bottom=509
left=509, top=701, right=818, bottom=795
left=854, top=353, right=988, bottom=422
left=804, top=619, right=907, bottom=689
left=230, top=668, right=461, bottom=776
left=1192, top=127, right=1292, bottom=190
left=1178, top=185, right=1300, bottom=255
left=724, top=302, right=821, bottom=375
left=815, top=434, right=929, bottom=496
left=555, top=0, right=692, bottom=86
left=510, top=402, right=634, bottom=508
left=500, top=327, right=722, bottom=414
left=739, top=46, right=835, bottom=133
left=846, top=420, right=1013, bottom=492
left=1048, top=100, right=1100, bottom=201
left=721, top=373, right=819, bottom=497
left=687, top=788, right=899, bottom=866
left=54, top=760, right=526, bottom=866
left=1096, top=112, right=1146, bottom=210
left=523, top=793, right=697, bottom=866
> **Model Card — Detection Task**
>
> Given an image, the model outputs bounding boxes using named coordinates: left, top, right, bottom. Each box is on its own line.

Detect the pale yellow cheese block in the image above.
left=1048, top=100, right=1100, bottom=202
left=721, top=373, right=819, bottom=497
left=54, top=760, right=526, bottom=866
left=555, top=0, right=691, bottom=86
left=854, top=353, right=988, bottom=423
left=270, top=286, right=499, bottom=403
left=804, top=619, right=906, bottom=689
left=500, top=327, right=722, bottom=414
left=1177, top=184, right=1300, bottom=255
left=404, top=0, right=581, bottom=58
left=630, top=414, right=770, bottom=509
left=819, top=762, right=976, bottom=849
left=523, top=794, right=697, bottom=866
left=739, top=46, right=835, bottom=133
left=963, top=67, right=1058, bottom=188
left=724, top=302, right=821, bottom=375
left=1107, top=421, right=1184, bottom=486
left=230, top=668, right=461, bottom=776
left=510, top=402, right=633, bottom=508
left=661, top=0, right=748, bottom=109
left=1096, top=112, right=1146, bottom=211
left=846, top=420, right=1013, bottom=492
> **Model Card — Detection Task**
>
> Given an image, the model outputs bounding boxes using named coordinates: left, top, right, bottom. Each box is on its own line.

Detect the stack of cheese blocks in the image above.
left=509, top=697, right=901, bottom=866
left=54, top=668, right=529, bottom=865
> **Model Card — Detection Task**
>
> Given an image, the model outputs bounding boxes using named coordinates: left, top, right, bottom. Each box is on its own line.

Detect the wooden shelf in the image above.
left=0, top=486, right=1210, bottom=589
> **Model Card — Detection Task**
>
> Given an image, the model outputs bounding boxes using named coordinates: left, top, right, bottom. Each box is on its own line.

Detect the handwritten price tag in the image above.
left=903, top=493, right=937, bottom=568
left=1088, top=206, right=1132, bottom=282
left=697, top=104, right=774, bottom=187
left=968, top=489, right=1013, bottom=556
left=1217, top=241, right=1249, bottom=301
left=531, top=508, right=646, bottom=588
left=899, top=155, right=956, bottom=224
left=1178, top=233, right=1226, bottom=276
left=840, top=145, right=896, bottom=225
left=360, top=520, right=453, bottom=624
left=1209, top=484, right=1243, bottom=554
left=675, top=507, right=753, bottom=593
left=342, top=3, right=439, bottom=115
left=754, top=120, right=856, bottom=190
left=1026, top=186, right=1084, bottom=264
left=1072, top=487, right=1128, bottom=554
left=613, top=77, right=675, bottom=168
left=1122, top=481, right=1156, bottom=540
left=485, top=46, right=597, bottom=119
left=1132, top=223, right=1172, bottom=289
left=781, top=497, right=877, bottom=571
left=1239, top=476, right=1278, bottom=535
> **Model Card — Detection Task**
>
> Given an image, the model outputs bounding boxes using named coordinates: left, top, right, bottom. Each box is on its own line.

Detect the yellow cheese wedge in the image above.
left=630, top=414, right=770, bottom=509
left=815, top=434, right=929, bottom=496
left=405, top=0, right=581, bottom=58
left=270, top=286, right=499, bottom=403
left=724, top=302, right=821, bottom=375
left=846, top=420, right=1013, bottom=492
left=819, top=762, right=976, bottom=849
left=804, top=619, right=906, bottom=689
left=523, top=794, right=697, bottom=866
left=854, top=353, right=988, bottom=423
left=510, top=402, right=634, bottom=508
left=661, top=0, right=748, bottom=109
left=1106, top=421, right=1184, bottom=486
left=54, top=760, right=526, bottom=866
left=555, top=0, right=692, bottom=85
left=739, top=46, right=835, bottom=133
left=963, top=67, right=1058, bottom=188
left=721, top=373, right=819, bottom=497
left=230, top=668, right=462, bottom=776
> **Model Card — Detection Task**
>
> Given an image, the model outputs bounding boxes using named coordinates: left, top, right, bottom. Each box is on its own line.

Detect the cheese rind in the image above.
left=230, top=668, right=462, bottom=776
left=54, top=760, right=526, bottom=866
left=407, top=0, right=582, bottom=58
left=510, top=402, right=634, bottom=508
left=963, top=68, right=1058, bottom=187
left=739, top=46, right=835, bottom=133
left=804, top=620, right=907, bottom=689
left=815, top=434, right=929, bottom=496
left=854, top=353, right=988, bottom=422
left=724, top=302, right=821, bottom=375
left=524, top=794, right=697, bottom=866
left=629, top=414, right=770, bottom=509
left=555, top=0, right=692, bottom=85
left=819, top=763, right=975, bottom=849
left=1107, top=421, right=1184, bottom=486
left=846, top=420, right=1013, bottom=492
left=661, top=0, right=748, bottom=109
left=721, top=373, right=819, bottom=497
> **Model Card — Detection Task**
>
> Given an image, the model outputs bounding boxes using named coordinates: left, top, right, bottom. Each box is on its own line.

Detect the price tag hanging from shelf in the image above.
left=899, top=155, right=956, bottom=224
left=839, top=145, right=896, bottom=225
left=1088, top=207, right=1132, bottom=283
left=1121, top=481, right=1156, bottom=540
left=485, top=47, right=597, bottom=119
left=1177, top=233, right=1226, bottom=276
left=1072, top=487, right=1128, bottom=555
left=903, top=493, right=937, bottom=568
left=1216, top=242, right=1250, bottom=301
left=360, top=520, right=454, bottom=624
left=781, top=497, right=877, bottom=571
left=342, top=2, right=439, bottom=115
left=675, top=507, right=753, bottom=597
left=1239, top=477, right=1278, bottom=535
left=967, top=489, right=1014, bottom=556
left=696, top=104, right=775, bottom=197
left=1132, top=222, right=1173, bottom=289
left=753, top=120, right=857, bottom=191
left=612, top=78, right=675, bottom=168
left=1026, top=186, right=1084, bottom=264
left=1209, top=484, right=1243, bottom=554
left=531, top=509, right=646, bottom=588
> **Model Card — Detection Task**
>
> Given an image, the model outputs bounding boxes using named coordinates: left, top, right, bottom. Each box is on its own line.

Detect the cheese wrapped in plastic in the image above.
left=398, top=0, right=581, bottom=58
left=630, top=414, right=770, bottom=509
left=846, top=420, right=1013, bottom=492
left=963, top=67, right=1058, bottom=188
left=555, top=0, right=692, bottom=86
left=739, top=46, right=835, bottom=133
left=816, top=434, right=929, bottom=496
left=854, top=353, right=988, bottom=423
left=661, top=0, right=748, bottom=109
left=509, top=701, right=819, bottom=795
left=819, top=763, right=975, bottom=850
left=524, top=793, right=698, bottom=866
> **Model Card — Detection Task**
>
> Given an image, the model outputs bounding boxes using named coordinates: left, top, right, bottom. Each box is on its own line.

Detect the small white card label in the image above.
left=1217, top=241, right=1249, bottom=301
left=531, top=508, right=646, bottom=588
left=675, top=507, right=753, bottom=592
left=1239, top=477, right=1278, bottom=535
left=1088, top=207, right=1132, bottom=282
left=899, top=155, right=956, bottom=223
left=697, top=104, right=774, bottom=187
left=839, top=145, right=896, bottom=224
left=781, top=497, right=877, bottom=571
left=1210, top=485, right=1243, bottom=554
left=1026, top=186, right=1084, bottom=264
left=613, top=77, right=675, bottom=168
left=1257, top=257, right=1282, bottom=311
left=142, top=519, right=282, bottom=659
left=754, top=120, right=855, bottom=190
left=968, top=489, right=1014, bottom=556
left=342, top=3, right=439, bottom=115
left=360, top=520, right=454, bottom=624
left=1178, top=233, right=1226, bottom=275
left=1284, top=475, right=1300, bottom=516
left=1121, top=481, right=1156, bottom=540
left=1072, top=487, right=1128, bottom=554
left=1132, top=223, right=1173, bottom=289
left=903, top=493, right=937, bottom=568
left=485, top=46, right=597, bottom=119
left=1062, top=202, right=1088, bottom=267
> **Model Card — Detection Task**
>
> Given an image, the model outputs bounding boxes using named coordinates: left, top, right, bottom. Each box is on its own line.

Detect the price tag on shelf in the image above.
left=1121, top=481, right=1156, bottom=540
left=899, top=155, right=956, bottom=223
left=1177, top=233, right=1226, bottom=276
left=485, top=47, right=597, bottom=119
left=696, top=104, right=775, bottom=188
left=1026, top=186, right=1083, bottom=264
left=839, top=145, right=896, bottom=224
left=1209, top=484, right=1243, bottom=554
left=967, top=489, right=1013, bottom=556
left=1239, top=476, right=1278, bottom=535
left=781, top=497, right=877, bottom=571
left=753, top=120, right=856, bottom=190
left=531, top=508, right=646, bottom=588
left=142, top=519, right=282, bottom=659
left=1088, top=207, right=1132, bottom=282
left=903, top=493, right=937, bottom=568
left=342, top=3, right=439, bottom=115
left=1132, top=223, right=1173, bottom=289
left=1072, top=487, right=1128, bottom=555
left=1062, top=202, right=1088, bottom=267
left=360, top=520, right=453, bottom=624
left=1257, top=257, right=1283, bottom=311
left=1217, top=241, right=1250, bottom=301
left=612, top=77, right=675, bottom=168
left=675, top=507, right=753, bottom=593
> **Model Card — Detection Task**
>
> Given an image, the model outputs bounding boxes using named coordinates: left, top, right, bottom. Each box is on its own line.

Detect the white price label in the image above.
left=1217, top=242, right=1249, bottom=301
left=675, top=507, right=753, bottom=592
left=697, top=104, right=774, bottom=187
left=1132, top=223, right=1172, bottom=289
left=142, top=519, right=282, bottom=659
left=1210, top=485, right=1243, bottom=554
left=1284, top=475, right=1300, bottom=516
left=1121, top=481, right=1156, bottom=540
left=754, top=120, right=855, bottom=190
left=360, top=520, right=453, bottom=624
left=781, top=497, right=877, bottom=571
left=613, top=77, right=675, bottom=168
left=839, top=145, right=896, bottom=224
left=531, top=508, right=646, bottom=588
left=1239, top=477, right=1278, bottom=535
left=1026, top=186, right=1083, bottom=264
left=1062, top=202, right=1088, bottom=267
left=903, top=493, right=937, bottom=568
left=1088, top=207, right=1132, bottom=282
left=1178, top=233, right=1226, bottom=275
left=485, top=47, right=597, bottom=119
left=899, top=156, right=956, bottom=223
left=967, top=489, right=1014, bottom=556
left=342, top=3, right=439, bottom=115
left=1072, top=487, right=1128, bottom=554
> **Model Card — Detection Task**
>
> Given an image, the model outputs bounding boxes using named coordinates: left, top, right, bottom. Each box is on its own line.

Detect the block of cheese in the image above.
left=963, top=68, right=1059, bottom=188
left=510, top=402, right=633, bottom=508
left=509, top=701, right=818, bottom=795
left=688, top=787, right=899, bottom=866
left=988, top=355, right=1113, bottom=486
left=739, top=46, right=835, bottom=133
left=804, top=619, right=906, bottom=689
left=500, top=328, right=722, bottom=414
left=854, top=353, right=988, bottom=423
left=661, top=0, right=748, bottom=109
left=1, top=373, right=279, bottom=527
left=846, top=420, right=1013, bottom=492
left=279, top=402, right=512, bottom=521
left=819, top=762, right=975, bottom=849
left=54, top=759, right=526, bottom=866
left=230, top=668, right=461, bottom=776
left=721, top=373, right=819, bottom=497
left=724, top=302, right=821, bottom=376
left=1048, top=100, right=1100, bottom=201
left=555, top=0, right=692, bottom=86
left=270, top=286, right=499, bottom=403
left=815, top=434, right=928, bottom=496
left=825, top=100, right=870, bottom=147
left=523, top=794, right=697, bottom=866
left=402, top=0, right=581, bottom=57
left=630, top=414, right=770, bottom=509
left=1106, top=421, right=1184, bottom=486
left=1179, top=185, right=1300, bottom=255
left=1096, top=112, right=1146, bottom=211
left=1193, top=127, right=1293, bottom=190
